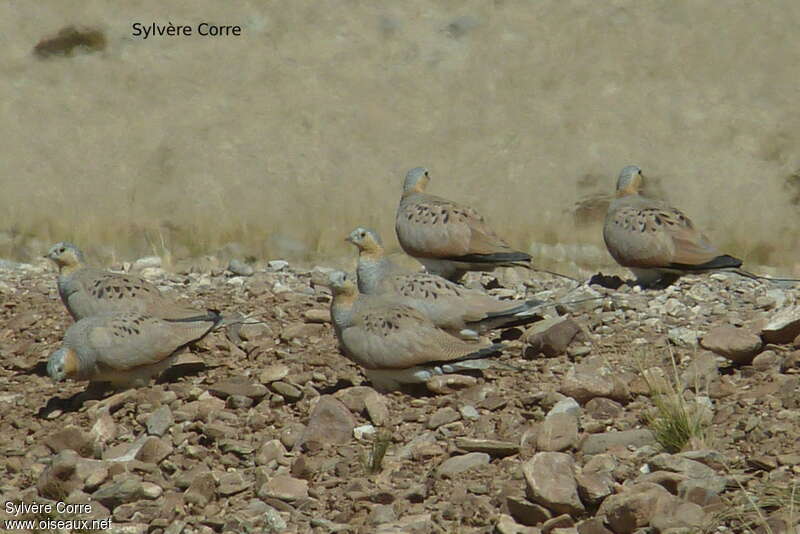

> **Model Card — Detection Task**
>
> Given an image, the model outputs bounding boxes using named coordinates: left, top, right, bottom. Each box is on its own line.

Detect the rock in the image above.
left=496, top=513, right=545, bottom=534
left=523, top=452, right=584, bottom=516
left=575, top=471, right=613, bottom=506
left=537, top=412, right=579, bottom=452
left=680, top=352, right=720, bottom=389
left=373, top=513, right=432, bottom=533
left=455, top=437, right=519, bottom=457
left=228, top=259, right=254, bottom=277
left=559, top=373, right=614, bottom=404
left=208, top=378, right=268, bottom=400
left=145, top=405, right=174, bottom=437
left=542, top=515, right=575, bottom=534
left=584, top=398, right=623, bottom=420
left=75, top=458, right=109, bottom=492
left=37, top=449, right=82, bottom=500
left=238, top=322, right=273, bottom=341
left=367, top=504, right=396, bottom=526
left=267, top=260, right=289, bottom=271
left=281, top=322, right=325, bottom=341
left=597, top=482, right=671, bottom=534
left=183, top=471, right=216, bottom=507
left=258, top=475, right=308, bottom=501
left=506, top=496, right=551, bottom=526
left=579, top=429, right=656, bottom=455
left=647, top=453, right=720, bottom=484
left=219, top=439, right=255, bottom=456
left=256, top=439, right=287, bottom=466
left=270, top=381, right=303, bottom=401
left=364, top=389, right=389, bottom=426
left=141, top=482, right=163, bottom=499
left=576, top=518, right=614, bottom=534
left=91, top=410, right=117, bottom=445
left=259, top=364, right=290, bottom=383
left=548, top=398, right=581, bottom=418
left=91, top=475, right=146, bottom=509
left=279, top=422, right=306, bottom=449
left=135, top=437, right=172, bottom=464
left=524, top=316, right=582, bottom=357
left=649, top=494, right=707, bottom=532
left=426, top=374, right=478, bottom=394
left=218, top=472, right=248, bottom=496
left=354, top=424, right=376, bottom=440
left=762, top=306, right=800, bottom=344
left=677, top=479, right=721, bottom=507
left=132, top=256, right=161, bottom=271
left=436, top=452, right=490, bottom=478
left=637, top=471, right=686, bottom=494
left=43, top=425, right=96, bottom=457
left=667, top=327, right=700, bottom=347
left=427, top=406, right=461, bottom=429
left=460, top=404, right=481, bottom=420
left=299, top=396, right=356, bottom=449
left=303, top=308, right=331, bottom=323
left=700, top=325, right=762, bottom=364
left=226, top=394, right=254, bottom=409
left=752, top=350, right=782, bottom=371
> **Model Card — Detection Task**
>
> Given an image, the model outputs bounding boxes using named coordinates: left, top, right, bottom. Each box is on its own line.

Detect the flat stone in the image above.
left=506, top=496, right=551, bottom=526
left=436, top=452, right=491, bottom=478
left=548, top=398, right=581, bottom=418
left=576, top=471, right=613, bottom=506
left=91, top=475, right=146, bottom=509
left=649, top=494, right=707, bottom=532
left=524, top=316, right=582, bottom=357
left=228, top=259, right=254, bottom=277
left=364, top=389, right=389, bottom=426
left=259, top=364, right=290, bottom=383
left=537, top=412, right=579, bottom=452
left=218, top=472, right=249, bottom=496
left=426, top=374, right=478, bottom=394
left=281, top=322, right=325, bottom=341
left=256, top=439, right=287, bottom=466
left=367, top=504, right=396, bottom=526
left=455, top=437, right=519, bottom=457
left=219, top=439, right=255, bottom=456
left=496, top=513, right=545, bottom=534
left=762, top=306, right=800, bottom=344
left=523, top=452, right=584, bottom=516
left=559, top=373, right=614, bottom=404
left=299, top=396, right=355, bottom=449
left=648, top=453, right=719, bottom=482
left=752, top=350, right=782, bottom=371
left=542, top=515, right=575, bottom=534
left=208, top=378, right=268, bottom=400
left=584, top=398, right=623, bottom=420
left=91, top=410, right=117, bottom=445
left=135, top=437, right=172, bottom=464
left=183, top=471, right=216, bottom=507
left=44, top=425, right=96, bottom=457
left=304, top=309, right=331, bottom=323
left=427, top=406, right=461, bottom=429
left=576, top=518, right=614, bottom=534
left=700, top=325, right=762, bottom=364
left=580, top=429, right=656, bottom=455
left=145, top=406, right=174, bottom=437
left=270, top=381, right=303, bottom=401
left=597, top=482, right=671, bottom=534
left=258, top=475, right=308, bottom=501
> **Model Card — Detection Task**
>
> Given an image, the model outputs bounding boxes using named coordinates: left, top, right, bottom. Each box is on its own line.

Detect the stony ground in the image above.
left=0, top=257, right=799, bottom=534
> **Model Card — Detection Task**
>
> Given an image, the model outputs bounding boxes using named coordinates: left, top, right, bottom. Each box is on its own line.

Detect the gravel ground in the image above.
left=0, top=258, right=799, bottom=534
